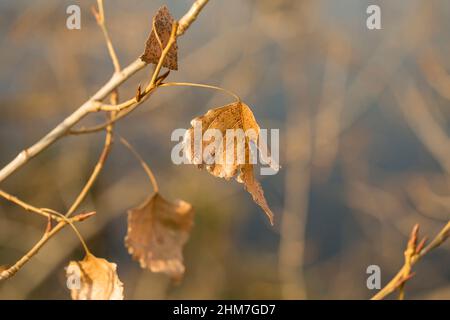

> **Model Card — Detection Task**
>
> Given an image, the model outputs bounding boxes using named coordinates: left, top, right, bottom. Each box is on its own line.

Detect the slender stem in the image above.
left=70, top=24, right=178, bottom=119
left=0, top=212, right=95, bottom=281
left=418, top=221, right=450, bottom=257
left=0, top=0, right=210, bottom=282
left=0, top=189, right=61, bottom=221
left=0, top=58, right=146, bottom=184
left=69, top=72, right=170, bottom=134
left=65, top=115, right=114, bottom=218
left=371, top=221, right=450, bottom=300
left=44, top=209, right=91, bottom=255
left=119, top=136, right=159, bottom=193
left=177, top=0, right=209, bottom=36
left=0, top=221, right=66, bottom=281
left=147, top=23, right=178, bottom=91
left=99, top=98, right=136, bottom=112
left=159, top=82, right=241, bottom=102
left=95, top=0, right=121, bottom=73
left=0, top=0, right=210, bottom=183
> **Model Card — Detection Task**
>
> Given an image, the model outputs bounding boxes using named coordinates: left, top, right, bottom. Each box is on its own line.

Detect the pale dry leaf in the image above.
left=125, top=193, right=194, bottom=280
left=183, top=101, right=274, bottom=225
left=66, top=253, right=124, bottom=300
left=141, top=6, right=178, bottom=70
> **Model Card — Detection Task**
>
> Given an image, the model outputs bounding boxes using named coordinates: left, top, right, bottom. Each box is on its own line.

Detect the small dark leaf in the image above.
left=141, top=6, right=178, bottom=70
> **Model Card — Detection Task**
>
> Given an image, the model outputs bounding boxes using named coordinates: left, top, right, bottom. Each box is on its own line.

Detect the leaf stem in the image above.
left=42, top=209, right=91, bottom=255
left=119, top=136, right=159, bottom=193
left=159, top=82, right=241, bottom=102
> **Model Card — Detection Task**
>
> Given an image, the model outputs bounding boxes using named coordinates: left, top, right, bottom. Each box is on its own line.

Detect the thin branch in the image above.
left=0, top=0, right=210, bottom=284
left=0, top=0, right=210, bottom=183
left=0, top=189, right=60, bottom=221
left=72, top=23, right=178, bottom=118
left=147, top=23, right=178, bottom=91
left=69, top=72, right=170, bottom=135
left=44, top=209, right=91, bottom=255
left=93, top=0, right=121, bottom=73
left=177, top=0, right=209, bottom=36
left=65, top=117, right=114, bottom=218
left=0, top=58, right=145, bottom=183
left=1, top=96, right=114, bottom=282
left=418, top=221, right=450, bottom=257
left=371, top=221, right=450, bottom=300
left=0, top=211, right=95, bottom=281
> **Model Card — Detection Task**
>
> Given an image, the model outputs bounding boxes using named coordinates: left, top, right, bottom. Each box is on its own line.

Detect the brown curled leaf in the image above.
left=238, top=164, right=274, bottom=225
left=183, top=101, right=274, bottom=225
left=66, top=253, right=124, bottom=300
left=125, top=193, right=194, bottom=280
left=141, top=6, right=178, bottom=70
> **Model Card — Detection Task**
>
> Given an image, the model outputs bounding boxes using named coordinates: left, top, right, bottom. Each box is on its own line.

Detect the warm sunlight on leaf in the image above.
left=125, top=193, right=194, bottom=280
left=66, top=254, right=124, bottom=300
left=141, top=6, right=178, bottom=70
left=183, top=101, right=274, bottom=225
left=238, top=164, right=274, bottom=225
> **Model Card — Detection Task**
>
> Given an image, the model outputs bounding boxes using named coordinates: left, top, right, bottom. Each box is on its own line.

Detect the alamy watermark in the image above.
left=366, top=265, right=381, bottom=290
left=171, top=123, right=280, bottom=176
left=366, top=5, right=381, bottom=30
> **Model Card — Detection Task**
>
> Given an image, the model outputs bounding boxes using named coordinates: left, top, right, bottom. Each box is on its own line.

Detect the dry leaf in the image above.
left=238, top=164, right=274, bottom=225
left=125, top=193, right=194, bottom=280
left=183, top=101, right=274, bottom=225
left=141, top=6, right=178, bottom=70
left=66, top=253, right=124, bottom=300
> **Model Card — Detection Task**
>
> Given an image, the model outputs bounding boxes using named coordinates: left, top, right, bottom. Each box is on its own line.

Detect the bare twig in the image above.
left=177, top=0, right=209, bottom=36
left=147, top=23, right=178, bottom=91
left=418, top=221, right=450, bottom=257
left=0, top=58, right=145, bottom=183
left=0, top=1, right=210, bottom=283
left=65, top=118, right=114, bottom=217
left=371, top=221, right=450, bottom=300
left=0, top=189, right=61, bottom=221
left=0, top=211, right=96, bottom=281
left=75, top=24, right=178, bottom=115
left=0, top=0, right=209, bottom=183
left=93, top=0, right=121, bottom=73
left=69, top=72, right=170, bottom=135
left=0, top=114, right=114, bottom=280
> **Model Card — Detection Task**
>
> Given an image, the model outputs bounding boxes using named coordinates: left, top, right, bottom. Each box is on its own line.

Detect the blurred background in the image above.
left=0, top=0, right=450, bottom=299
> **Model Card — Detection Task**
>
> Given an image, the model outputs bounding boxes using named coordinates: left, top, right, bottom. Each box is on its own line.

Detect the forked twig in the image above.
left=0, top=0, right=210, bottom=282
left=0, top=0, right=209, bottom=183
left=371, top=221, right=450, bottom=300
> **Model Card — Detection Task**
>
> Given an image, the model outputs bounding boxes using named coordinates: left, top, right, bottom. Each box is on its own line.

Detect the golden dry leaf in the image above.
left=125, top=193, right=194, bottom=280
left=66, top=253, right=124, bottom=300
left=141, top=6, right=178, bottom=70
left=238, top=164, right=274, bottom=225
left=184, top=102, right=274, bottom=225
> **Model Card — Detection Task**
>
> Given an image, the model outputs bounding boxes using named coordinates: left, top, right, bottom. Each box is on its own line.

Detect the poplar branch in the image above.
left=0, top=0, right=209, bottom=184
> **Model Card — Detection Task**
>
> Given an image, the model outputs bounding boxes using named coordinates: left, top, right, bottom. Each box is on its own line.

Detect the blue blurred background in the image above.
left=0, top=0, right=449, bottom=299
